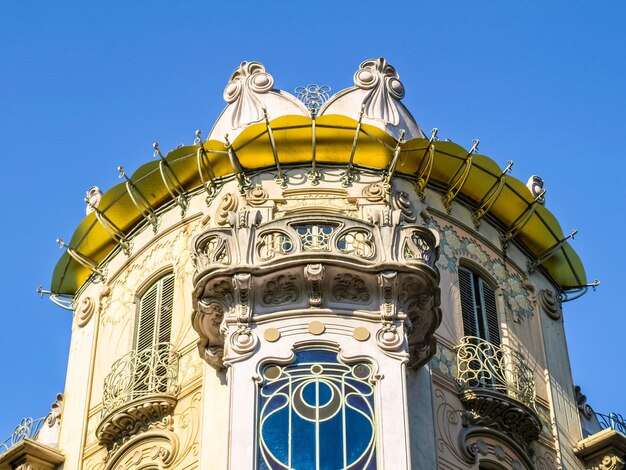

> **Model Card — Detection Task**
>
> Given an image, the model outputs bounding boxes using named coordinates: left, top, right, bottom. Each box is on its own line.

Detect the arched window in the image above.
left=257, top=349, right=377, bottom=470
left=458, top=266, right=500, bottom=345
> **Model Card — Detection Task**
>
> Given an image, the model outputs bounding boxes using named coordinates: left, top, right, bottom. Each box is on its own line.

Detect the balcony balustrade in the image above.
left=0, top=417, right=47, bottom=453
left=455, top=336, right=541, bottom=449
left=456, top=335, right=536, bottom=408
left=97, top=343, right=179, bottom=450
left=597, top=412, right=626, bottom=435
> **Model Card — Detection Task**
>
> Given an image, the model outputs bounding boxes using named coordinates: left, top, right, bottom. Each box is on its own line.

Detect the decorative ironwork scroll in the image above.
left=258, top=349, right=376, bottom=470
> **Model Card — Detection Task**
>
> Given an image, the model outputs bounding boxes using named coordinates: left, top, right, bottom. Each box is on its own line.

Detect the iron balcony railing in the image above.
left=102, top=342, right=180, bottom=417
left=597, top=412, right=626, bottom=434
left=0, top=416, right=47, bottom=454
left=456, top=336, right=536, bottom=409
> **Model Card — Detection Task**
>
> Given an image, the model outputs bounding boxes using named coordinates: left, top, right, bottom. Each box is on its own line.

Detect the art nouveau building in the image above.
left=2, top=59, right=625, bottom=470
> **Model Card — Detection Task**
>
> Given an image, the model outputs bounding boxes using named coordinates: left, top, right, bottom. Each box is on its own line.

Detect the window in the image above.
left=458, top=266, right=500, bottom=345
left=257, top=349, right=376, bottom=470
left=136, top=273, right=175, bottom=351
left=134, top=273, right=175, bottom=394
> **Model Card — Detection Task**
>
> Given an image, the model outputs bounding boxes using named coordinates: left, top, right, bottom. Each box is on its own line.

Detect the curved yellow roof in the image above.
left=51, top=115, right=586, bottom=295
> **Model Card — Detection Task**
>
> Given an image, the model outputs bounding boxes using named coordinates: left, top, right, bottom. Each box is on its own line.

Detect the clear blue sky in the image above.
left=1, top=1, right=625, bottom=440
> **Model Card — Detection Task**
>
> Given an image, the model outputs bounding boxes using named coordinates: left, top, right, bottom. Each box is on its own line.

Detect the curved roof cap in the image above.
left=49, top=58, right=590, bottom=297
left=208, top=58, right=424, bottom=142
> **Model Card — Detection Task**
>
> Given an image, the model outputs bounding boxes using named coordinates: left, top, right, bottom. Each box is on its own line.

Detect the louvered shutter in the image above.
left=479, top=279, right=500, bottom=347
left=459, top=267, right=478, bottom=338
left=136, top=283, right=158, bottom=352
left=157, top=274, right=174, bottom=345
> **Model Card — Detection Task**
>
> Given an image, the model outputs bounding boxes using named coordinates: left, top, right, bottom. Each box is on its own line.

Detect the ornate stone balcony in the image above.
left=96, top=343, right=179, bottom=451
left=455, top=336, right=542, bottom=451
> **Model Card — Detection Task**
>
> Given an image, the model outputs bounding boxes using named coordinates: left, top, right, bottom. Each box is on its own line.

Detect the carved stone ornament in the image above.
left=247, top=184, right=269, bottom=206
left=304, top=263, right=325, bottom=307
left=96, top=395, right=177, bottom=453
left=46, top=393, right=64, bottom=427
left=262, top=274, right=299, bottom=305
left=539, top=289, right=561, bottom=320
left=393, top=191, right=416, bottom=223
left=192, top=233, right=230, bottom=272
left=332, top=273, right=370, bottom=303
left=223, top=61, right=274, bottom=129
left=216, top=193, right=239, bottom=226
left=102, top=428, right=179, bottom=470
left=574, top=385, right=594, bottom=419
left=76, top=296, right=96, bottom=328
left=460, top=388, right=542, bottom=452
left=354, top=58, right=405, bottom=125
left=362, top=182, right=386, bottom=202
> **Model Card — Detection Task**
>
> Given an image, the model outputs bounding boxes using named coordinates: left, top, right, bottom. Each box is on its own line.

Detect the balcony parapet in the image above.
left=456, top=336, right=541, bottom=450
left=598, top=412, right=626, bottom=435
left=96, top=343, right=179, bottom=452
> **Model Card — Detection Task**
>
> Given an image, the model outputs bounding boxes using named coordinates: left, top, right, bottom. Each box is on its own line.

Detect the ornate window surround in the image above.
left=224, top=320, right=414, bottom=469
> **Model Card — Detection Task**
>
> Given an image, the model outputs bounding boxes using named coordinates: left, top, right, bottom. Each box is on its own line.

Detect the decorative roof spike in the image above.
left=354, top=58, right=405, bottom=125
left=295, top=84, right=331, bottom=116
left=223, top=61, right=274, bottom=129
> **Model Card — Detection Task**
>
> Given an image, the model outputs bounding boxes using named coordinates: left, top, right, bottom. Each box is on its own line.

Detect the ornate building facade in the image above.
left=1, top=58, right=624, bottom=469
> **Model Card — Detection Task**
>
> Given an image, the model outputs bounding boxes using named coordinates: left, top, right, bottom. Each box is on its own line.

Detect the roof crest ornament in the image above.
left=295, top=84, right=331, bottom=116
left=223, top=61, right=274, bottom=129
left=354, top=58, right=405, bottom=126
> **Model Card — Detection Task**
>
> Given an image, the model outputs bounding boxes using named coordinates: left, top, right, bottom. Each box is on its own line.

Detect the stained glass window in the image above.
left=258, top=349, right=376, bottom=470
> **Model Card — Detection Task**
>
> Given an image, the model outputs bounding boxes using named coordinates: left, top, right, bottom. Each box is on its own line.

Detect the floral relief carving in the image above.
left=332, top=273, right=370, bottom=303
left=436, top=223, right=534, bottom=322
left=262, top=274, right=299, bottom=305
left=430, top=342, right=457, bottom=381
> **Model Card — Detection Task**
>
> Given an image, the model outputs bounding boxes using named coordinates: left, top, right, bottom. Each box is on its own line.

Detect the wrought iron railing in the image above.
left=597, top=412, right=626, bottom=434
left=102, top=343, right=179, bottom=417
left=456, top=336, right=536, bottom=409
left=0, top=416, right=47, bottom=453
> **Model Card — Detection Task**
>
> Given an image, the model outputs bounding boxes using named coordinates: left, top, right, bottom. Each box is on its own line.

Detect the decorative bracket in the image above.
left=224, top=134, right=251, bottom=194
left=233, top=273, right=253, bottom=324
left=307, top=117, right=321, bottom=185
left=500, top=188, right=546, bottom=248
left=36, top=286, right=75, bottom=311
left=153, top=142, right=188, bottom=215
left=56, top=238, right=106, bottom=281
left=472, top=160, right=514, bottom=228
left=558, top=280, right=600, bottom=302
left=527, top=229, right=577, bottom=273
left=85, top=195, right=132, bottom=255
left=442, top=139, right=479, bottom=213
left=340, top=104, right=365, bottom=187
left=380, top=130, right=406, bottom=193
left=118, top=165, right=159, bottom=233
left=195, top=130, right=219, bottom=205
left=414, top=128, right=438, bottom=201
left=263, top=109, right=287, bottom=188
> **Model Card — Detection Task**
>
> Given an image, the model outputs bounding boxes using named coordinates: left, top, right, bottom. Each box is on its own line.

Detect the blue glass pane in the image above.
left=258, top=349, right=376, bottom=470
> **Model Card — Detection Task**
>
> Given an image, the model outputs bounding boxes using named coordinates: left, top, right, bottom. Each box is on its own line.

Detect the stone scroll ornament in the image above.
left=354, top=58, right=405, bottom=126
left=223, top=61, right=274, bottom=129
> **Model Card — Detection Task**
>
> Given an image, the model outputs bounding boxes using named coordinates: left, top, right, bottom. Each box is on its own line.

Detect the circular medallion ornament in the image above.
left=353, top=327, right=370, bottom=341
left=264, top=328, right=281, bottom=342
left=308, top=321, right=325, bottom=335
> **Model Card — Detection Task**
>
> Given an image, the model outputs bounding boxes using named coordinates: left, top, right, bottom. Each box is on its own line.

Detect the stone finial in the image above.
left=223, top=61, right=274, bottom=129
left=354, top=58, right=405, bottom=126
left=526, top=175, right=546, bottom=205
